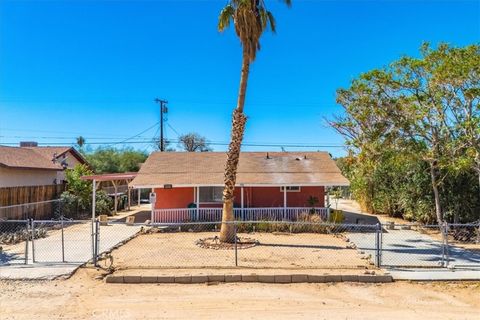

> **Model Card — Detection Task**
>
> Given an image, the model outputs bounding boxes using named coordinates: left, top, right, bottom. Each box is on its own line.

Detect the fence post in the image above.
left=444, top=222, right=450, bottom=268
left=379, top=222, right=383, bottom=266
left=375, top=223, right=381, bottom=267
left=30, top=219, right=35, bottom=263
left=91, top=219, right=95, bottom=263
left=61, top=216, right=65, bottom=263
left=24, top=220, right=29, bottom=265
left=234, top=222, right=238, bottom=267
left=93, top=219, right=99, bottom=267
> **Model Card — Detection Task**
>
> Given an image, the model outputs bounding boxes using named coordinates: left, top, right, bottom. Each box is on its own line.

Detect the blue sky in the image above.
left=0, top=0, right=479, bottom=156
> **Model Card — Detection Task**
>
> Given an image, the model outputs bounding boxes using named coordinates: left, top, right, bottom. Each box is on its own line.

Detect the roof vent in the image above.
left=295, top=157, right=301, bottom=161
left=20, top=141, right=38, bottom=147
left=266, top=152, right=271, bottom=159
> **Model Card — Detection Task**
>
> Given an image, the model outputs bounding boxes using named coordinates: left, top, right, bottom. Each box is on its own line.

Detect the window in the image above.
left=280, top=186, right=301, bottom=192
left=199, top=187, right=223, bottom=202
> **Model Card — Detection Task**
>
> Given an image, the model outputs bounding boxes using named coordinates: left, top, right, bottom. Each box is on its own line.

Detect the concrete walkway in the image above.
left=338, top=199, right=480, bottom=276
left=0, top=208, right=147, bottom=280
left=387, top=268, right=480, bottom=281
left=348, top=228, right=480, bottom=268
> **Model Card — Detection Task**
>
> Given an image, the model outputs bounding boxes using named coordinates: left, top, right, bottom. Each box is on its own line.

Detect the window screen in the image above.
left=199, top=187, right=223, bottom=202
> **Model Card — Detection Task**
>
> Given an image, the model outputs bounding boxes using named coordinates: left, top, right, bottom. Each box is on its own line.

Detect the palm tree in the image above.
left=218, top=0, right=291, bottom=242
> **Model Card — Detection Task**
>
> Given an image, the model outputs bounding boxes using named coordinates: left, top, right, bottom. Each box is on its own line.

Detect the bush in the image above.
left=329, top=209, right=345, bottom=223
left=95, top=191, right=113, bottom=216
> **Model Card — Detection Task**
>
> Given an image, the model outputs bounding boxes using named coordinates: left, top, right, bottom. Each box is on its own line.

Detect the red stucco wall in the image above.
left=154, top=186, right=325, bottom=209
left=234, top=186, right=324, bottom=208
left=154, top=187, right=195, bottom=209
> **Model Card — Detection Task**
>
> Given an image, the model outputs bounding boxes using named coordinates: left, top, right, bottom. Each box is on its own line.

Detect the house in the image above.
left=0, top=143, right=89, bottom=218
left=130, top=151, right=349, bottom=222
left=0, top=142, right=87, bottom=188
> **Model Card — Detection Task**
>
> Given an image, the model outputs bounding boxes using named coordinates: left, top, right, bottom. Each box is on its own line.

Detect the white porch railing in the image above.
left=151, top=207, right=330, bottom=224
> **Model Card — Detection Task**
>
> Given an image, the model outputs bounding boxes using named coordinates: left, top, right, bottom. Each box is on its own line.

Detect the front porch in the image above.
left=152, top=207, right=331, bottom=223
left=150, top=185, right=331, bottom=223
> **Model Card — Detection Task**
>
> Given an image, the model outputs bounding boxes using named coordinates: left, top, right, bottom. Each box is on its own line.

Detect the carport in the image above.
left=81, top=172, right=139, bottom=219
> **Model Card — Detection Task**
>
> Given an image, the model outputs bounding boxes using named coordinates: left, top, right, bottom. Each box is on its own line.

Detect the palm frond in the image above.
left=218, top=0, right=291, bottom=61
left=266, top=11, right=276, bottom=33
left=218, top=4, right=235, bottom=32
left=282, top=0, right=292, bottom=8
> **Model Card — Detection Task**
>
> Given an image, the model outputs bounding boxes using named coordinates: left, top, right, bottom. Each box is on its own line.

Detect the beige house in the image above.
left=0, top=144, right=87, bottom=188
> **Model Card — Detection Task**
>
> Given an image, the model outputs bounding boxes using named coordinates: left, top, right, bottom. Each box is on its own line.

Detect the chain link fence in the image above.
left=1, top=213, right=479, bottom=270
left=103, top=221, right=381, bottom=270
left=0, top=199, right=92, bottom=221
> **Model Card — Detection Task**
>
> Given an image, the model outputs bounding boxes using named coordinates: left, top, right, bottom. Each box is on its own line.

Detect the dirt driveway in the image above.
left=0, top=268, right=479, bottom=320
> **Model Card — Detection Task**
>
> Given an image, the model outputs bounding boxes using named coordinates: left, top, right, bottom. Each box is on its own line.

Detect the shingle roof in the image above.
left=0, top=146, right=62, bottom=170
left=131, top=152, right=350, bottom=187
left=25, top=146, right=87, bottom=164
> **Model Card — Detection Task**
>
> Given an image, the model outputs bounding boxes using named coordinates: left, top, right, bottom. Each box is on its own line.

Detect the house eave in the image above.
left=130, top=182, right=350, bottom=189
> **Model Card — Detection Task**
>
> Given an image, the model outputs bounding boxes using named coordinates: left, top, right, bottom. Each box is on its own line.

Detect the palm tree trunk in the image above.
left=219, top=52, right=250, bottom=243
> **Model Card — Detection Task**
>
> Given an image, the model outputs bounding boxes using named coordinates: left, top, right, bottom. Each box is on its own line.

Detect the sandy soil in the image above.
left=0, top=267, right=479, bottom=320
left=111, top=231, right=371, bottom=269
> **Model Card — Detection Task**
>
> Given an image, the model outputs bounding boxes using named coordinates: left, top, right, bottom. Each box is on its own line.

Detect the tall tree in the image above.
left=178, top=133, right=212, bottom=152
left=331, top=43, right=480, bottom=226
left=217, top=0, right=291, bottom=242
left=435, top=45, right=480, bottom=197
left=85, top=147, right=148, bottom=173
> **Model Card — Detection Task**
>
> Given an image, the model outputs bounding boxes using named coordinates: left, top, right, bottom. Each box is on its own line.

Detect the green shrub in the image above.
left=329, top=209, right=345, bottom=223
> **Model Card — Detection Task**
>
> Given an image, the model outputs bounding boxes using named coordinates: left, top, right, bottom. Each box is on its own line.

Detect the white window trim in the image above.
left=280, top=186, right=301, bottom=192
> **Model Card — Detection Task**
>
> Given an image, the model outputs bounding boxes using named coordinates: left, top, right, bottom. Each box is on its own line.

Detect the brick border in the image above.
left=106, top=274, right=393, bottom=284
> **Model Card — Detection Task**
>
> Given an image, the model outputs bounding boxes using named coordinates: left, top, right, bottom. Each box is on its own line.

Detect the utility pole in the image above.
left=154, top=98, right=168, bottom=151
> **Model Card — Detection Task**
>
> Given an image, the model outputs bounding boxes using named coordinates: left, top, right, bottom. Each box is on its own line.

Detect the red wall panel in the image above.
left=154, top=186, right=325, bottom=209
left=154, top=187, right=194, bottom=209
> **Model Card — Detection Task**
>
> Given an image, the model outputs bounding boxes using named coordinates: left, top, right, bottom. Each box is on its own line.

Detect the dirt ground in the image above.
left=111, top=231, right=371, bottom=269
left=0, top=267, right=479, bottom=320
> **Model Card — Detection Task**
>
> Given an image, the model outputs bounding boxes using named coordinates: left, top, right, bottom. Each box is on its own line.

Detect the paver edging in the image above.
left=105, top=273, right=393, bottom=284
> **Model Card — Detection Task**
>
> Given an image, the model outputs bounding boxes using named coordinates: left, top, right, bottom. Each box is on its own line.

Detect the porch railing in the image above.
left=152, top=207, right=330, bottom=223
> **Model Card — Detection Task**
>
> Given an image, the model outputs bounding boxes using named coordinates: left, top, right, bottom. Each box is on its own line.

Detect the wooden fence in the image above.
left=0, top=184, right=65, bottom=219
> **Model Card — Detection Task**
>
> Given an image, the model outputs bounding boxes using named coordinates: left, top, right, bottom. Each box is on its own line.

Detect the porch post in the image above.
left=112, top=181, right=118, bottom=214
left=127, top=184, right=131, bottom=211
left=326, top=187, right=330, bottom=207
left=137, top=188, right=141, bottom=206
left=91, top=179, right=96, bottom=259
left=241, top=185, right=244, bottom=220
left=283, top=186, right=287, bottom=219
left=150, top=188, right=154, bottom=223
left=196, top=186, right=200, bottom=221
left=92, top=179, right=96, bottom=221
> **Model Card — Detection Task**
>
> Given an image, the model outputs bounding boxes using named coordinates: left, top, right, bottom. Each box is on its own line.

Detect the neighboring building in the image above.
left=130, top=151, right=349, bottom=222
left=0, top=143, right=87, bottom=188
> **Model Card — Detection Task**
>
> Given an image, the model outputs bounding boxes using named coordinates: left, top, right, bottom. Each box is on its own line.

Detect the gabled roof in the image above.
left=131, top=152, right=350, bottom=188
left=0, top=145, right=87, bottom=171
left=24, top=146, right=87, bottom=164
left=0, top=146, right=61, bottom=170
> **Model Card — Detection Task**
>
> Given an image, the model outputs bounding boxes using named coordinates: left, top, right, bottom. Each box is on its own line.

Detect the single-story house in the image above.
left=0, top=143, right=87, bottom=188
left=130, top=151, right=349, bottom=223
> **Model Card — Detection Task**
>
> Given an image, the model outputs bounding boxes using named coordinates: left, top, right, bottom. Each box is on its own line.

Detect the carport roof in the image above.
left=81, top=172, right=137, bottom=182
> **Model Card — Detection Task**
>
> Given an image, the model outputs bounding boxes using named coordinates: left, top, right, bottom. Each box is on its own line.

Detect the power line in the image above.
left=111, top=122, right=160, bottom=146
left=167, top=123, right=181, bottom=138
left=0, top=140, right=345, bottom=148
